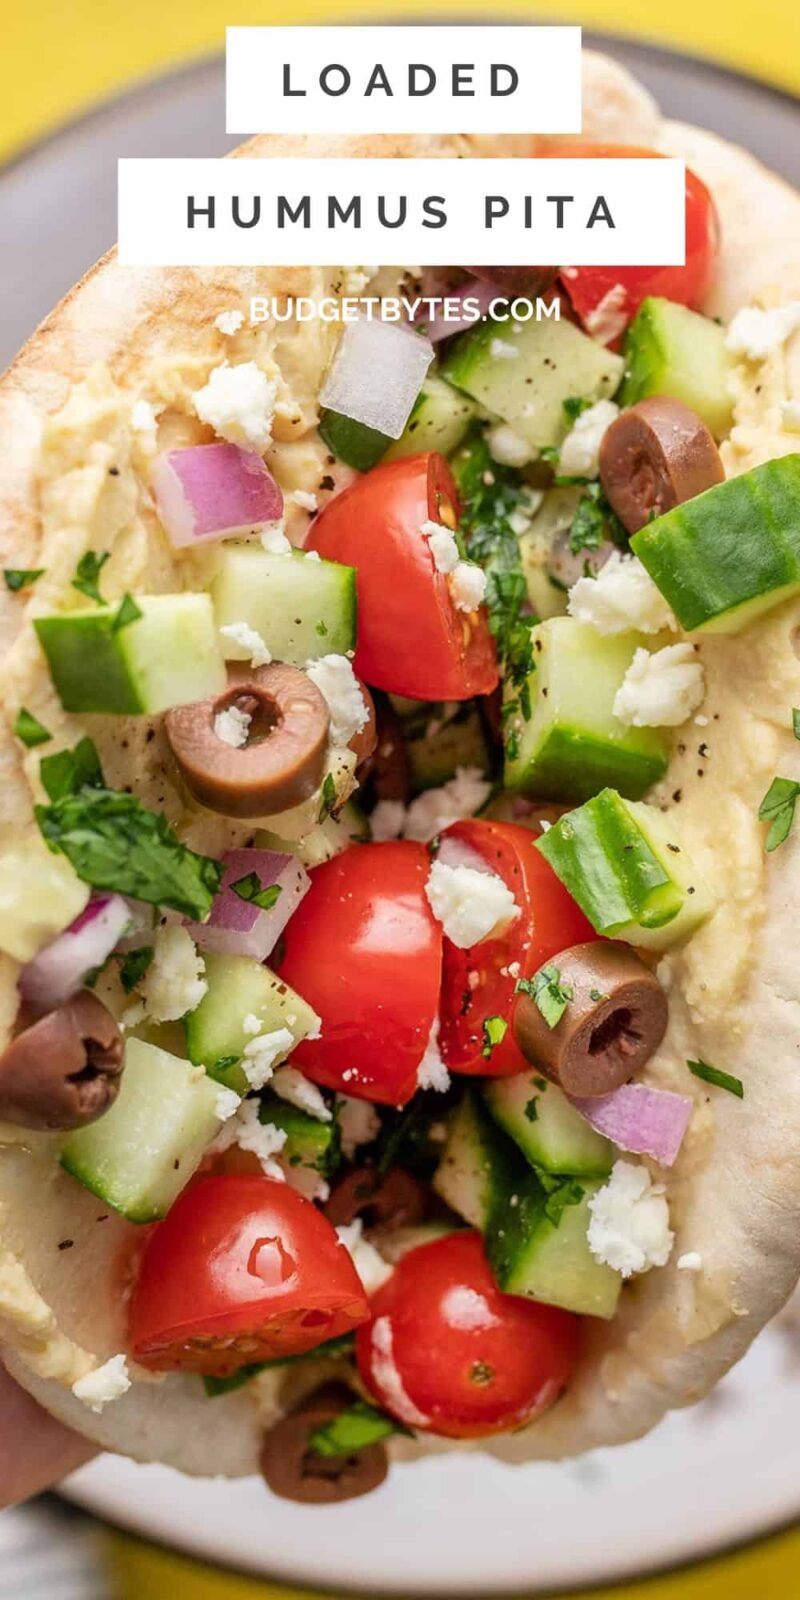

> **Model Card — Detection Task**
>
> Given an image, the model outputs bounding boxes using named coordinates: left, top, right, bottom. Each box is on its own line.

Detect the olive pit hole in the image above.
left=588, top=1007, right=641, bottom=1059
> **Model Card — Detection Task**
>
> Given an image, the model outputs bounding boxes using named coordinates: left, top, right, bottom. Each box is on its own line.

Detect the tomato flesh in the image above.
left=356, top=1231, right=580, bottom=1438
left=129, top=1176, right=369, bottom=1376
left=278, top=840, right=443, bottom=1106
left=438, top=819, right=594, bottom=1076
left=307, top=452, right=498, bottom=700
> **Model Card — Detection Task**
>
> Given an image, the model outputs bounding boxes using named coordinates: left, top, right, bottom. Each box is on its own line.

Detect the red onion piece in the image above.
left=419, top=281, right=501, bottom=344
left=185, top=848, right=310, bottom=961
left=19, top=895, right=132, bottom=1012
left=571, top=1082, right=693, bottom=1168
left=152, top=444, right=283, bottom=548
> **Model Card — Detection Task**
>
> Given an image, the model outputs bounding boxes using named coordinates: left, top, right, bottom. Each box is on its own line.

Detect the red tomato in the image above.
left=129, top=1176, right=369, bottom=1377
left=278, top=841, right=443, bottom=1107
left=306, top=453, right=498, bottom=701
left=438, top=819, right=594, bottom=1076
left=542, top=142, right=719, bottom=336
left=356, top=1232, right=579, bottom=1439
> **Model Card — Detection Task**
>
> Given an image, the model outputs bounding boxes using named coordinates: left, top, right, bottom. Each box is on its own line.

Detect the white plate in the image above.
left=63, top=1300, right=800, bottom=1595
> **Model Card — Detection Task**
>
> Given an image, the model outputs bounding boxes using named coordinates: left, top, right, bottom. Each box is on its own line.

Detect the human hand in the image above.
left=0, top=1361, right=96, bottom=1507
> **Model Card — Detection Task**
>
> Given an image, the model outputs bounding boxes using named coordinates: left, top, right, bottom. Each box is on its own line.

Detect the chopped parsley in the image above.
left=516, top=964, right=573, bottom=1029
left=119, top=945, right=155, bottom=994
left=318, top=771, right=337, bottom=822
left=111, top=593, right=143, bottom=633
left=688, top=1059, right=744, bottom=1099
left=590, top=988, right=609, bottom=1004
left=524, top=1096, right=539, bottom=1123
left=230, top=872, right=282, bottom=911
left=793, top=708, right=800, bottom=741
left=309, top=1399, right=412, bottom=1457
left=451, top=430, right=534, bottom=692
left=758, top=776, right=800, bottom=851
left=4, top=568, right=45, bottom=592
left=540, top=1174, right=585, bottom=1227
left=481, top=1014, right=508, bottom=1058
left=562, top=395, right=593, bottom=423
left=39, top=736, right=104, bottom=802
left=567, top=481, right=627, bottom=555
left=71, top=550, right=110, bottom=604
left=13, top=708, right=51, bottom=748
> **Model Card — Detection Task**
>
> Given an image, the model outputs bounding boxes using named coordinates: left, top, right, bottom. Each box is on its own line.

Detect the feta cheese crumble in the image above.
left=568, top=550, right=676, bottom=636
left=290, top=489, right=318, bottom=513
left=260, top=520, right=291, bottom=554
left=271, top=1065, right=331, bottom=1121
left=677, top=1251, right=703, bottom=1272
left=214, top=1086, right=242, bottom=1122
left=425, top=860, right=519, bottom=949
left=613, top=643, right=705, bottom=728
left=421, top=519, right=459, bottom=574
left=416, top=1018, right=450, bottom=1093
left=219, top=620, right=271, bottom=668
left=370, top=798, right=407, bottom=842
left=242, top=1012, right=263, bottom=1036
left=449, top=561, right=487, bottom=614
left=725, top=302, right=800, bottom=360
left=403, top=767, right=492, bottom=843
left=336, top=1219, right=393, bottom=1295
left=587, top=1160, right=673, bottom=1277
left=305, top=653, right=368, bottom=746
left=193, top=361, right=277, bottom=451
left=72, top=1355, right=131, bottom=1413
left=486, top=423, right=532, bottom=468
left=558, top=399, right=619, bottom=480
left=213, top=704, right=251, bottom=749
left=242, top=1027, right=294, bottom=1090
left=337, top=1095, right=381, bottom=1159
left=141, top=924, right=206, bottom=1022
left=214, top=309, right=245, bottom=336
left=211, top=1097, right=287, bottom=1176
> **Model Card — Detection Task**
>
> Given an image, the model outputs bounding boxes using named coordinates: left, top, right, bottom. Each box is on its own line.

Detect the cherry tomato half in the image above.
left=542, top=143, right=719, bottom=337
left=356, top=1231, right=580, bottom=1439
left=307, top=453, right=498, bottom=701
left=438, top=819, right=594, bottom=1076
left=129, top=1175, right=369, bottom=1377
left=278, top=841, right=443, bottom=1107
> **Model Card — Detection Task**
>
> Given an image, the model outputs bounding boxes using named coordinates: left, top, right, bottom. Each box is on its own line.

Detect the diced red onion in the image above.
left=152, top=444, right=283, bottom=548
left=185, top=848, right=310, bottom=961
left=418, top=281, right=501, bottom=344
left=571, top=1082, right=693, bottom=1168
left=319, top=319, right=433, bottom=439
left=19, top=895, right=132, bottom=1011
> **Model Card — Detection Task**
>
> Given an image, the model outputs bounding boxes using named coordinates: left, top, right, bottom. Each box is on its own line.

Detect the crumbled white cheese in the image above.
left=416, top=1018, right=450, bottom=1093
left=242, top=1012, right=263, bottom=1036
left=558, top=399, right=619, bottom=480
left=568, top=550, right=676, bottom=636
left=214, top=1086, right=242, bottom=1122
left=489, top=338, right=519, bottom=361
left=337, top=1094, right=381, bottom=1159
left=219, top=620, right=271, bottom=667
left=214, top=309, right=245, bottom=336
left=242, top=1027, right=294, bottom=1090
left=677, top=1251, right=703, bottom=1272
left=305, top=653, right=368, bottom=746
left=304, top=550, right=321, bottom=562
left=141, top=924, right=206, bottom=1022
left=584, top=284, right=628, bottom=345
left=260, top=520, right=291, bottom=554
left=193, top=361, right=277, bottom=450
left=449, top=561, right=487, bottom=613
left=211, top=1097, right=287, bottom=1177
left=486, top=423, right=532, bottom=468
left=725, top=302, right=800, bottom=360
left=290, top=489, right=318, bottom=512
left=370, top=798, right=407, bottom=842
left=120, top=1000, right=146, bottom=1031
left=402, top=766, right=492, bottom=843
left=213, top=705, right=251, bottom=749
left=72, top=1355, right=131, bottom=1413
left=587, top=1160, right=673, bottom=1278
left=613, top=643, right=705, bottom=728
left=336, top=1219, right=393, bottom=1295
left=130, top=399, right=159, bottom=438
left=271, top=1065, right=331, bottom=1122
left=282, top=1164, right=330, bottom=1203
left=369, top=1317, right=429, bottom=1427
left=425, top=860, right=519, bottom=949
left=782, top=399, right=800, bottom=432
left=421, top=519, right=459, bottom=574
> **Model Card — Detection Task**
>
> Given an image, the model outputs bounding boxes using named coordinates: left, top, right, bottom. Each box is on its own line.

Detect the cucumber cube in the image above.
left=632, top=455, right=800, bottom=634
left=504, top=618, right=669, bottom=802
left=259, top=1092, right=340, bottom=1176
left=487, top=1173, right=621, bottom=1319
left=0, top=844, right=89, bottom=962
left=35, top=593, right=225, bottom=715
left=256, top=798, right=369, bottom=868
left=483, top=1074, right=612, bottom=1179
left=620, top=297, right=734, bottom=440
left=432, top=1090, right=508, bottom=1229
left=441, top=316, right=623, bottom=451
left=212, top=547, right=356, bottom=665
left=385, top=375, right=477, bottom=461
left=60, top=1039, right=222, bottom=1222
left=319, top=410, right=391, bottom=472
left=185, top=952, right=319, bottom=1093
left=537, top=788, right=715, bottom=951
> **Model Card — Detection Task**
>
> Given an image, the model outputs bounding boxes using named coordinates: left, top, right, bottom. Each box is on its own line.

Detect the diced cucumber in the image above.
left=35, top=594, right=226, bottom=715
left=185, top=953, right=319, bottom=1092
left=403, top=702, right=490, bottom=793
left=212, top=547, right=357, bottom=665
left=319, top=410, right=391, bottom=472
left=483, top=1074, right=612, bottom=1178
left=486, top=1174, right=621, bottom=1319
left=632, top=455, right=800, bottom=634
left=432, top=1089, right=510, bottom=1229
left=518, top=488, right=581, bottom=619
left=0, top=844, right=89, bottom=963
left=385, top=375, right=476, bottom=460
left=537, top=787, right=714, bottom=950
left=256, top=799, right=370, bottom=867
left=259, top=747, right=358, bottom=842
left=620, top=297, right=734, bottom=440
left=258, top=1092, right=340, bottom=1175
left=60, top=1039, right=221, bottom=1222
left=441, top=317, right=623, bottom=452
left=504, top=618, right=669, bottom=801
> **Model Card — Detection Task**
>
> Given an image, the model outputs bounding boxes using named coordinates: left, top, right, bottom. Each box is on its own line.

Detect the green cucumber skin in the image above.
left=490, top=1180, right=621, bottom=1319
left=259, top=1093, right=340, bottom=1176
left=432, top=1089, right=511, bottom=1229
left=385, top=375, right=476, bottom=461
left=35, top=612, right=142, bottom=714
left=318, top=409, right=391, bottom=472
left=632, top=455, right=800, bottom=634
left=506, top=721, right=667, bottom=804
left=483, top=1075, right=613, bottom=1179
left=620, top=297, right=734, bottom=440
left=212, top=548, right=357, bottom=664
left=185, top=953, right=316, bottom=1092
left=35, top=594, right=225, bottom=716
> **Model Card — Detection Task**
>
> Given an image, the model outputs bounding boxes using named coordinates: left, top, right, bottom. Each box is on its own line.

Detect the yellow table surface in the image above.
left=4, top=0, right=799, bottom=1594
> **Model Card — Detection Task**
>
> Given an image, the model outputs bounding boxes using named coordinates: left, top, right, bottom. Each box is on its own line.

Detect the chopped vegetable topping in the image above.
left=111, top=593, right=143, bottom=633
left=758, top=776, right=800, bottom=852
left=452, top=432, right=533, bottom=691
left=71, top=550, right=110, bottom=604
left=516, top=965, right=573, bottom=1029
left=309, top=1398, right=411, bottom=1457
left=318, top=771, right=338, bottom=823
left=4, top=568, right=45, bottom=592
left=40, top=736, right=104, bottom=802
left=688, top=1059, right=744, bottom=1098
left=230, top=872, right=282, bottom=912
left=119, top=946, right=155, bottom=993
left=14, top=708, right=51, bottom=748
left=481, top=1015, right=508, bottom=1058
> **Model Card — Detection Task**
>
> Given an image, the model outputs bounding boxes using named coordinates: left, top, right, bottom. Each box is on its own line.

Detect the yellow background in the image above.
left=3, top=0, right=799, bottom=1594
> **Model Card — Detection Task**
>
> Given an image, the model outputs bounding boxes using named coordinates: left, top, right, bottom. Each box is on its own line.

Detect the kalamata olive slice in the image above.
left=0, top=991, right=124, bottom=1131
left=260, top=1383, right=388, bottom=1504
left=324, top=1164, right=427, bottom=1230
left=547, top=530, right=614, bottom=590
left=349, top=682, right=377, bottom=768
left=599, top=397, right=724, bottom=536
left=165, top=663, right=330, bottom=819
left=513, top=941, right=669, bottom=1097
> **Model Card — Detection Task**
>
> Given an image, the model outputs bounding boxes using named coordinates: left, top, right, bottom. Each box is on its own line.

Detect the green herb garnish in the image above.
left=688, top=1059, right=744, bottom=1099
left=568, top=481, right=626, bottom=555
left=481, top=1014, right=508, bottom=1058
left=563, top=395, right=593, bottom=423
left=517, top=964, right=573, bottom=1029
left=524, top=1096, right=539, bottom=1123
left=451, top=430, right=534, bottom=692
left=71, top=550, right=110, bottom=604
left=111, top=593, right=143, bottom=633
left=39, top=736, right=104, bottom=802
left=4, top=568, right=44, bottom=592
left=542, top=1175, right=585, bottom=1227
left=14, top=708, right=51, bottom=748
left=318, top=771, right=337, bottom=823
left=309, top=1399, right=412, bottom=1457
left=758, top=776, right=800, bottom=851
left=230, top=872, right=282, bottom=912
left=119, top=945, right=155, bottom=994
left=203, top=1333, right=356, bottom=1397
